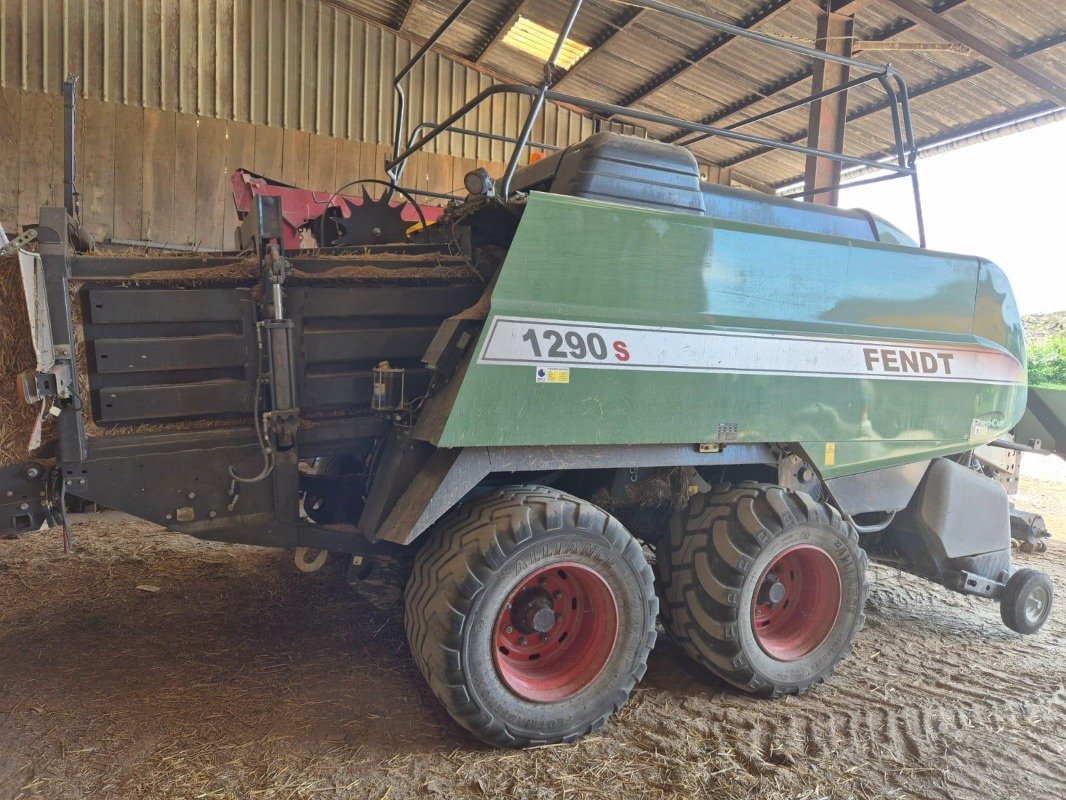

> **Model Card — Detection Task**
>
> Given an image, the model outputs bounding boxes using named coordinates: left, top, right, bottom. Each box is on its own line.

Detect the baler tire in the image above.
left=1000, top=567, right=1054, bottom=634
left=656, top=481, right=868, bottom=697
left=404, top=485, right=657, bottom=748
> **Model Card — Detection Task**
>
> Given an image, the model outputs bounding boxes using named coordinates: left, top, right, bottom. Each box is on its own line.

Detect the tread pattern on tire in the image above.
left=656, top=481, right=869, bottom=697
left=405, top=485, right=658, bottom=747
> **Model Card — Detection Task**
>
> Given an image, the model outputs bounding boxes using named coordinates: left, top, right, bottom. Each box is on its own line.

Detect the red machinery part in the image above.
left=493, top=562, right=620, bottom=703
left=751, top=544, right=843, bottom=662
left=230, top=168, right=445, bottom=250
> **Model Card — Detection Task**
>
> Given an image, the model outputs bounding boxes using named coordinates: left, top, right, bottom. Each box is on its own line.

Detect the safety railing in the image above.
left=385, top=0, right=927, bottom=246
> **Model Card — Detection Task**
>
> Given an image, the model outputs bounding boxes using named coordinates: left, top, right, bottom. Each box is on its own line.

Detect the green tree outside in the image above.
left=1027, top=333, right=1066, bottom=388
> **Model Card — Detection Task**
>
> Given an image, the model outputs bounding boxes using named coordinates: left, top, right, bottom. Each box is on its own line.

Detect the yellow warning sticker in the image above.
left=824, top=442, right=836, bottom=466
left=536, top=368, right=570, bottom=384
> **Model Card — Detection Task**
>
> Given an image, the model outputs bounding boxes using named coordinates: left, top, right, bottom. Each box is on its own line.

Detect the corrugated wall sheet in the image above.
left=0, top=0, right=610, bottom=161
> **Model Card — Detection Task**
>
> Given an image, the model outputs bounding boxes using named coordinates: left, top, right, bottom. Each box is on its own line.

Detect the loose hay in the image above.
left=0, top=253, right=51, bottom=467
left=2, top=508, right=1064, bottom=800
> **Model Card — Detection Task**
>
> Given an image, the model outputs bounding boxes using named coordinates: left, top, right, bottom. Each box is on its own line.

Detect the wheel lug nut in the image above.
left=539, top=578, right=548, bottom=587
left=519, top=637, right=528, bottom=646
left=555, top=612, right=562, bottom=620
left=505, top=626, right=514, bottom=634
left=540, top=633, right=549, bottom=642
left=553, top=591, right=562, bottom=600
left=506, top=603, right=513, bottom=610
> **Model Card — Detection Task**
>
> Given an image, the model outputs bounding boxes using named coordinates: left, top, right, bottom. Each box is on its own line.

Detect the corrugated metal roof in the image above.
left=353, top=0, right=1066, bottom=188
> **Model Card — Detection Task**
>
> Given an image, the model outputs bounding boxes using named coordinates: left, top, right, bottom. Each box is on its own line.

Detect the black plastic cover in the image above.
left=514, top=132, right=706, bottom=216
left=512, top=132, right=884, bottom=241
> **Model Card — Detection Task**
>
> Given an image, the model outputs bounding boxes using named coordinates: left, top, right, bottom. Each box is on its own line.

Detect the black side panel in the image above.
left=825, top=460, right=929, bottom=516
left=294, top=284, right=482, bottom=413
left=0, top=464, right=50, bottom=535
left=43, top=247, right=486, bottom=548
left=83, top=287, right=257, bottom=425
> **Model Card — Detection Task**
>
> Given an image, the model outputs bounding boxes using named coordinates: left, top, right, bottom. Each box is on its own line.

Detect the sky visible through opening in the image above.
left=838, top=118, right=1066, bottom=316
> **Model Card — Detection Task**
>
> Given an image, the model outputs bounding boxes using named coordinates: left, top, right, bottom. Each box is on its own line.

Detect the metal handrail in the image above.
left=388, top=84, right=913, bottom=178
left=387, top=0, right=927, bottom=246
left=404, top=123, right=563, bottom=158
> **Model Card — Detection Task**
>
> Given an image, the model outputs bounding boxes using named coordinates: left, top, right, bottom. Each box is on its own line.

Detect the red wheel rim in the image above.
left=751, top=544, right=842, bottom=662
left=493, top=562, right=619, bottom=703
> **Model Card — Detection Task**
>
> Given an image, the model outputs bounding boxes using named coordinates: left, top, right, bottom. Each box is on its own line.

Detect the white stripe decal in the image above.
left=477, top=317, right=1024, bottom=385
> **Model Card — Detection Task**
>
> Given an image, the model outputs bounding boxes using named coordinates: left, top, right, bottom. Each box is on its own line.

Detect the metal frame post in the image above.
left=37, top=207, right=88, bottom=464
left=500, top=0, right=586, bottom=199
left=389, top=0, right=478, bottom=186
left=803, top=9, right=855, bottom=206
left=62, top=76, right=79, bottom=219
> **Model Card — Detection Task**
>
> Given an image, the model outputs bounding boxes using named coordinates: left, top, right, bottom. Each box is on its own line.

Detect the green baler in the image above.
left=2, top=0, right=1056, bottom=749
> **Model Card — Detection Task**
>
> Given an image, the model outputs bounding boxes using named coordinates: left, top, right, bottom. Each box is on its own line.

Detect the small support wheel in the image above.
left=294, top=546, right=329, bottom=573
left=1000, top=568, right=1054, bottom=634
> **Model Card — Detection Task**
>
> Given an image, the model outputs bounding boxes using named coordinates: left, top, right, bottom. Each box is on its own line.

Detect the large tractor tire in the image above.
left=656, top=482, right=868, bottom=696
left=405, top=486, right=658, bottom=747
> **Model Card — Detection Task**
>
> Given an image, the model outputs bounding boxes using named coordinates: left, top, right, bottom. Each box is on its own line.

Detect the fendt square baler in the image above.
left=0, top=0, right=1056, bottom=748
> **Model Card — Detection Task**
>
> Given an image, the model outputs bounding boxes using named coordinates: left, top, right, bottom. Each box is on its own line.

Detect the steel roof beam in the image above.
left=885, top=0, right=1066, bottom=107
left=551, top=7, right=648, bottom=87
left=803, top=10, right=855, bottom=205
left=831, top=0, right=876, bottom=14
left=719, top=30, right=1066, bottom=170
left=397, top=0, right=417, bottom=31
left=664, top=0, right=970, bottom=145
left=608, top=0, right=802, bottom=114
left=470, top=1, right=529, bottom=63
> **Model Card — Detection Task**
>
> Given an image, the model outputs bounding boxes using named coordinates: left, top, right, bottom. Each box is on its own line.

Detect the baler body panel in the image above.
left=436, top=192, right=1026, bottom=478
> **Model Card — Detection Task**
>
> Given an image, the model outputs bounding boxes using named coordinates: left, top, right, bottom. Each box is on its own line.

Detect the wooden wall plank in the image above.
left=223, top=120, right=256, bottom=250
left=76, top=99, right=117, bottom=243
left=401, top=151, right=430, bottom=197
left=141, top=108, right=177, bottom=244
left=16, top=92, right=62, bottom=227
left=451, top=156, right=476, bottom=200
left=425, top=152, right=455, bottom=199
left=194, top=116, right=229, bottom=249
left=0, top=88, right=20, bottom=232
left=113, top=104, right=145, bottom=240
left=3, top=90, right=498, bottom=249
left=358, top=144, right=390, bottom=185
left=281, top=129, right=311, bottom=187
left=172, top=114, right=198, bottom=245
left=335, top=139, right=362, bottom=190
left=308, top=135, right=337, bottom=193
left=253, top=124, right=283, bottom=179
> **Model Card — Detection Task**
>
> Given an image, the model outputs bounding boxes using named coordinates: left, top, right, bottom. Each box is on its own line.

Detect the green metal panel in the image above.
left=436, top=193, right=1026, bottom=478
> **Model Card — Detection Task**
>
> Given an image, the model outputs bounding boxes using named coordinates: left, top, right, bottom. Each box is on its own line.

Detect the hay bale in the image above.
left=0, top=253, right=49, bottom=467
